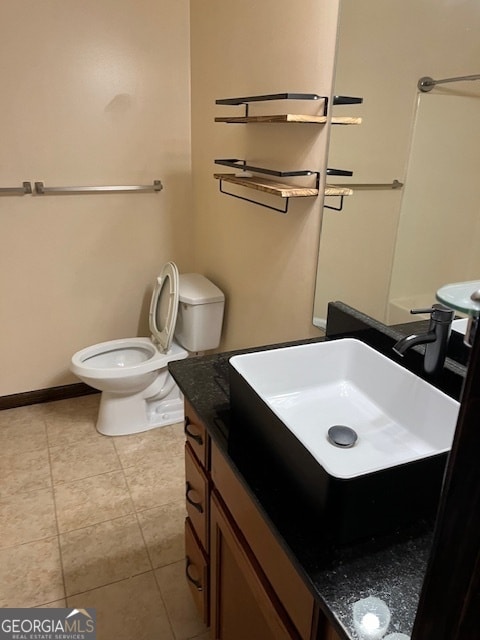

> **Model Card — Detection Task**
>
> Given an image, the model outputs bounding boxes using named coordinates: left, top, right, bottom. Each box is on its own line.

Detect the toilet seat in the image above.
left=149, top=261, right=179, bottom=353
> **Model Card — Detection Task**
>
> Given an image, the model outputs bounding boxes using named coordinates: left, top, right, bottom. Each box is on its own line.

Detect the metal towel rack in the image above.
left=330, top=180, right=403, bottom=190
left=323, top=180, right=403, bottom=212
left=0, top=182, right=32, bottom=195
left=418, top=74, right=480, bottom=92
left=34, top=180, right=163, bottom=195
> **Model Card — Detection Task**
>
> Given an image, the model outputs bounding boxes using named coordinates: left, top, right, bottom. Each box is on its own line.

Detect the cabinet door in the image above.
left=211, top=443, right=315, bottom=639
left=323, top=627, right=342, bottom=640
left=210, top=492, right=301, bottom=640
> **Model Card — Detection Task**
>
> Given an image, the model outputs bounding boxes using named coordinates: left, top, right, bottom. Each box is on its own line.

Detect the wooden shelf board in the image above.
left=215, top=114, right=361, bottom=125
left=214, top=173, right=318, bottom=198
left=324, top=184, right=354, bottom=196
left=331, top=116, right=362, bottom=125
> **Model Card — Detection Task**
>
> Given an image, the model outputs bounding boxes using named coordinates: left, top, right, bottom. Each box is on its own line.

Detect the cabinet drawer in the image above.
left=212, top=443, right=315, bottom=640
left=185, top=517, right=209, bottom=624
left=184, top=400, right=209, bottom=468
left=185, top=441, right=209, bottom=550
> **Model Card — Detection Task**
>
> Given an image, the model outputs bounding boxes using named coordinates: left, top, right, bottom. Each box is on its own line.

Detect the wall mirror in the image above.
left=313, top=0, right=480, bottom=329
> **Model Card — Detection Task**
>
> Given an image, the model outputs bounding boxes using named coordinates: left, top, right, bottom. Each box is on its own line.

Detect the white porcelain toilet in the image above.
left=71, top=262, right=224, bottom=436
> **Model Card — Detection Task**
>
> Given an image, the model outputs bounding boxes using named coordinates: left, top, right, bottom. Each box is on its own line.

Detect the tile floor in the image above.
left=0, top=393, right=210, bottom=640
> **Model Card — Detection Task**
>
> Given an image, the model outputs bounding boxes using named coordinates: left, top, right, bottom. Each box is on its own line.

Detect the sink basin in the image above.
left=229, top=338, right=460, bottom=543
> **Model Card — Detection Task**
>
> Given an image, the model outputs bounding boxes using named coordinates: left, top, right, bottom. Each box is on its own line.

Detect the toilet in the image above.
left=71, top=262, right=224, bottom=436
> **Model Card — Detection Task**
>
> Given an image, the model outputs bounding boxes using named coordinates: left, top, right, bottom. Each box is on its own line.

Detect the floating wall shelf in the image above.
left=215, top=93, right=363, bottom=125
left=214, top=93, right=363, bottom=212
left=215, top=114, right=362, bottom=125
left=324, top=185, right=354, bottom=197
left=214, top=159, right=319, bottom=214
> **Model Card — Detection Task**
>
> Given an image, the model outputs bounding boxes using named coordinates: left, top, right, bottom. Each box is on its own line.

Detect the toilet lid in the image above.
left=149, top=262, right=179, bottom=353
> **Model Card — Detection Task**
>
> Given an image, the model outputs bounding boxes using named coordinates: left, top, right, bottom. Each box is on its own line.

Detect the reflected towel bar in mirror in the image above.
left=34, top=180, right=163, bottom=195
left=323, top=180, right=403, bottom=212
left=418, top=73, right=480, bottom=92
left=331, top=180, right=404, bottom=190
left=0, top=182, right=32, bottom=196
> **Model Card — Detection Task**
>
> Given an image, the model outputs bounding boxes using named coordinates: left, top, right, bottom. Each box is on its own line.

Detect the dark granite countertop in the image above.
left=169, top=302, right=467, bottom=640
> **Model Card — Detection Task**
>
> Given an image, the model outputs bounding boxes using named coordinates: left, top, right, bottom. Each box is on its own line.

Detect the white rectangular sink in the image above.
left=229, top=338, right=461, bottom=543
left=230, top=338, right=459, bottom=479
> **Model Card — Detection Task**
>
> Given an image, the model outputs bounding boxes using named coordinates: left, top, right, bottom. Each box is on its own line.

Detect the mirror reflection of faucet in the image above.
left=392, top=304, right=455, bottom=376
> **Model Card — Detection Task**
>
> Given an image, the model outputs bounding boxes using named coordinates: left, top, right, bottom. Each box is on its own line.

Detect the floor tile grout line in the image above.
left=45, top=419, right=68, bottom=602
left=57, top=510, right=139, bottom=537
left=152, top=565, right=180, bottom=640
left=0, top=533, right=60, bottom=552
left=133, top=496, right=188, bottom=516
left=119, top=449, right=186, bottom=473
left=64, top=567, right=156, bottom=601
left=0, top=482, right=53, bottom=500
left=50, top=465, right=125, bottom=488
left=51, top=466, right=130, bottom=488
left=133, top=509, right=156, bottom=572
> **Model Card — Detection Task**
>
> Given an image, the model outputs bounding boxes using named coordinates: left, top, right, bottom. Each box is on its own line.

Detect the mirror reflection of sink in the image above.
left=229, top=339, right=460, bottom=543
left=452, top=318, right=468, bottom=335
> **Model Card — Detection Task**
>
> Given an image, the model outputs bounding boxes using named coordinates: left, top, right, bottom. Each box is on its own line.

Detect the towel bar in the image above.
left=34, top=180, right=163, bottom=195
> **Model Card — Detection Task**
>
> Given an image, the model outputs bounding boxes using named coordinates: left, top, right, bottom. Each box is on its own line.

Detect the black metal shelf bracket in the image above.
left=326, top=167, right=354, bottom=177
left=332, top=96, right=363, bottom=106
left=217, top=179, right=290, bottom=214
left=214, top=159, right=318, bottom=179
left=324, top=195, right=346, bottom=212
left=215, top=93, right=363, bottom=118
left=215, top=93, right=328, bottom=118
left=323, top=167, right=354, bottom=211
left=214, top=159, right=320, bottom=214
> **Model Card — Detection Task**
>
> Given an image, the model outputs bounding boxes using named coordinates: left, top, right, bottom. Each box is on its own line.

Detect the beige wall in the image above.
left=1, top=0, right=341, bottom=396
left=0, top=0, right=192, bottom=395
left=190, top=0, right=339, bottom=350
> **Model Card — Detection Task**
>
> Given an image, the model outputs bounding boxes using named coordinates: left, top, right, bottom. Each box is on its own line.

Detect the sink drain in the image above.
left=327, top=425, right=358, bottom=448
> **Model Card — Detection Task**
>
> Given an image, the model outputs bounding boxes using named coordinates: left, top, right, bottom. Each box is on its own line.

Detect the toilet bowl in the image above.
left=71, top=262, right=224, bottom=436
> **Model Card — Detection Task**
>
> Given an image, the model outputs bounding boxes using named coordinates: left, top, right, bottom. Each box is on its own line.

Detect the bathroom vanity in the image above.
left=169, top=302, right=466, bottom=640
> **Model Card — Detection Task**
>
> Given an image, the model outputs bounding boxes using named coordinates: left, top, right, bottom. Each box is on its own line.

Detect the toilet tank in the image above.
left=175, top=274, right=225, bottom=352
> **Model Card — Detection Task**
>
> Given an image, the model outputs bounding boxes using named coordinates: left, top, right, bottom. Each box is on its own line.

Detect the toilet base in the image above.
left=96, top=374, right=184, bottom=436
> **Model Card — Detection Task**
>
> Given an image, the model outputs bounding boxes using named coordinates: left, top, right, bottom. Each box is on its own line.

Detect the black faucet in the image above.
left=392, top=304, right=455, bottom=376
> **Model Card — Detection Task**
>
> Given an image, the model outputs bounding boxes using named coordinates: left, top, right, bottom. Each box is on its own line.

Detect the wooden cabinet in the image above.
left=210, top=492, right=301, bottom=640
left=183, top=399, right=342, bottom=640
left=211, top=443, right=316, bottom=640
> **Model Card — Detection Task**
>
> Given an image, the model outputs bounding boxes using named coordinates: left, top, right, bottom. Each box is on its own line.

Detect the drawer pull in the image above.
left=185, top=556, right=203, bottom=591
left=184, top=417, right=204, bottom=445
left=186, top=481, right=204, bottom=513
